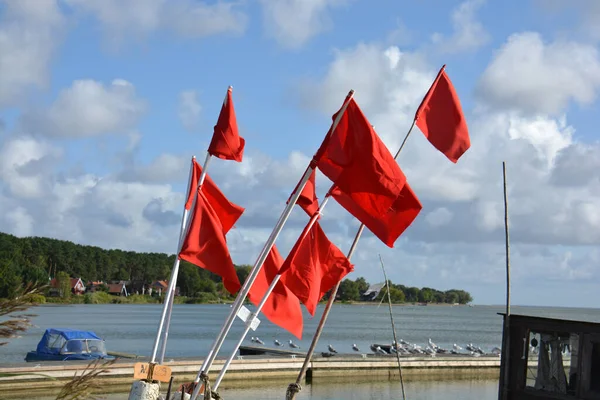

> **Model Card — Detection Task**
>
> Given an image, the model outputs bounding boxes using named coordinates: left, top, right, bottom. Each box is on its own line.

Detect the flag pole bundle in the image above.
left=147, top=86, right=244, bottom=370
left=187, top=90, right=357, bottom=400
left=285, top=64, right=471, bottom=400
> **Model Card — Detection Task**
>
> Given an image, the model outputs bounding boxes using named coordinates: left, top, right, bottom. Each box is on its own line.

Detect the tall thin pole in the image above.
left=149, top=155, right=196, bottom=364
left=189, top=90, right=355, bottom=400
left=212, top=196, right=334, bottom=391
left=286, top=117, right=416, bottom=400
left=158, top=152, right=212, bottom=364
left=499, top=161, right=511, bottom=400
left=379, top=254, right=407, bottom=400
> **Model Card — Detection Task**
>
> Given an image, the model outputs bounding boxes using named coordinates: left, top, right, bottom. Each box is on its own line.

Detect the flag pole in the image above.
left=158, top=152, right=212, bottom=364
left=286, top=117, right=415, bottom=400
left=212, top=195, right=334, bottom=392
left=188, top=90, right=356, bottom=400
left=148, top=155, right=197, bottom=365
left=499, top=161, right=511, bottom=400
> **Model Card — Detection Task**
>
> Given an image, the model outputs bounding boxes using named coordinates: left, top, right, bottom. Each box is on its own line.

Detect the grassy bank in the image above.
left=39, top=293, right=231, bottom=305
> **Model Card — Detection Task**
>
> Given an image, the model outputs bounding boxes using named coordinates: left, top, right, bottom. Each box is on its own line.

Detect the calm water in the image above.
left=2, top=303, right=599, bottom=399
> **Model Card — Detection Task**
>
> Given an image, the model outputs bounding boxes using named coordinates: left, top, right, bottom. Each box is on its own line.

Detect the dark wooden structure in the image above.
left=498, top=314, right=600, bottom=400
left=238, top=345, right=306, bottom=357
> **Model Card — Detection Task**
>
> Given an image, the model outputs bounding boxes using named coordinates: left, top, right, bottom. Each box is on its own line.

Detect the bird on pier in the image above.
left=428, top=338, right=438, bottom=350
left=274, top=339, right=282, bottom=346
left=327, top=344, right=338, bottom=354
left=375, top=346, right=388, bottom=355
left=289, top=340, right=300, bottom=349
left=254, top=337, right=265, bottom=345
left=352, top=344, right=360, bottom=352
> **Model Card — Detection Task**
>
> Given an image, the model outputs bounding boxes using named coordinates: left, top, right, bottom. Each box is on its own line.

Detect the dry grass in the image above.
left=0, top=283, right=44, bottom=346
left=55, top=358, right=117, bottom=400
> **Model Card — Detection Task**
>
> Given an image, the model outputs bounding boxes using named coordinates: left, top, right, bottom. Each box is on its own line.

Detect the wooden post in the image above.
left=498, top=161, right=511, bottom=400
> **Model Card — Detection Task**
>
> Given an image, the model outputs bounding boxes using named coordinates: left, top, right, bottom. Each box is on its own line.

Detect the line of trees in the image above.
left=0, top=232, right=472, bottom=304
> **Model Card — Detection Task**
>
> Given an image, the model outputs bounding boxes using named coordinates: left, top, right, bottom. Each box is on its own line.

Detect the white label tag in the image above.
left=236, top=305, right=261, bottom=331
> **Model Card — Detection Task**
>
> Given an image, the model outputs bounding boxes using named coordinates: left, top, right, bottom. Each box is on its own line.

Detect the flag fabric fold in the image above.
left=208, top=88, right=245, bottom=162
left=332, top=180, right=422, bottom=248
left=248, top=245, right=304, bottom=339
left=179, top=160, right=245, bottom=295
left=415, top=65, right=470, bottom=163
left=179, top=190, right=242, bottom=295
left=280, top=222, right=353, bottom=316
left=287, top=169, right=319, bottom=217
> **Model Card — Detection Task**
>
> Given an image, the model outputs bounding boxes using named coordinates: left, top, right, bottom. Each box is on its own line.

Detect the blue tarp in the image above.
left=36, top=328, right=102, bottom=355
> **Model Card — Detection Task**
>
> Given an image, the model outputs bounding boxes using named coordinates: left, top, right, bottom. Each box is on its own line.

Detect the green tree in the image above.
left=405, top=287, right=420, bottom=302
left=56, top=271, right=71, bottom=299
left=419, top=288, right=433, bottom=303
left=338, top=279, right=360, bottom=301
left=354, top=277, right=370, bottom=296
left=0, top=260, right=22, bottom=298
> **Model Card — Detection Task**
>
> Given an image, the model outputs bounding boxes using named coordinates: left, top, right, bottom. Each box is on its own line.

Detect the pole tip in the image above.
left=192, top=155, right=196, bottom=160
left=228, top=86, right=233, bottom=91
left=348, top=89, right=355, bottom=95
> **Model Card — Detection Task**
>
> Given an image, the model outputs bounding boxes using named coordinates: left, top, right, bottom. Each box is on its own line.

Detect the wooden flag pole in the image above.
left=286, top=117, right=415, bottom=400
left=498, top=161, right=512, bottom=400
left=149, top=155, right=198, bottom=364
left=212, top=196, right=334, bottom=392
left=379, top=254, right=407, bottom=400
left=189, top=90, right=356, bottom=400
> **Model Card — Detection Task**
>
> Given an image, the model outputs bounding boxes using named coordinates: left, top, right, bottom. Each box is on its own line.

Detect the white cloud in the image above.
left=476, top=32, right=600, bottom=116
left=178, top=90, right=202, bottom=132
left=425, top=208, right=453, bottom=227
left=0, top=0, right=65, bottom=108
left=431, top=0, right=490, bottom=54
left=533, top=0, right=600, bottom=43
left=64, top=0, right=247, bottom=47
left=0, top=136, right=62, bottom=198
left=20, top=79, right=146, bottom=138
left=260, top=0, right=348, bottom=49
left=5, top=206, right=35, bottom=237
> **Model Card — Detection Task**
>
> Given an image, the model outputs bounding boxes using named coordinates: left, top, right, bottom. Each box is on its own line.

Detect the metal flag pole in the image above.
left=188, top=90, right=356, bottom=400
left=212, top=195, right=334, bottom=392
left=156, top=85, right=229, bottom=364
left=158, top=152, right=212, bottom=364
left=149, top=155, right=197, bottom=365
left=286, top=117, right=417, bottom=400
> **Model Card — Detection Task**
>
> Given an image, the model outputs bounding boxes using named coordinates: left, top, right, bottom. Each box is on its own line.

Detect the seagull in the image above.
left=352, top=344, right=360, bottom=352
left=399, top=339, right=410, bottom=345
left=274, top=339, right=282, bottom=346
left=375, top=346, right=388, bottom=355
left=250, top=337, right=256, bottom=343
left=428, top=338, right=438, bottom=350
left=328, top=344, right=338, bottom=354
left=491, top=347, right=502, bottom=355
left=289, top=340, right=300, bottom=349
left=255, top=337, right=265, bottom=345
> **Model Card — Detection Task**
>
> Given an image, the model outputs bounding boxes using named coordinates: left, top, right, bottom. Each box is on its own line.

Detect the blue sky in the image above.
left=1, top=0, right=600, bottom=308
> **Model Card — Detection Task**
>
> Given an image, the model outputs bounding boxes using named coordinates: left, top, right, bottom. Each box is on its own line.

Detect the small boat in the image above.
left=25, top=328, right=115, bottom=362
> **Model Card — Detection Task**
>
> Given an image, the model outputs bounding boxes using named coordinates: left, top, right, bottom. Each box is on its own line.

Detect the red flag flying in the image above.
left=313, top=98, right=407, bottom=245
left=332, top=180, right=422, bottom=248
left=208, top=87, right=245, bottom=162
left=287, top=169, right=319, bottom=217
left=248, top=245, right=304, bottom=339
left=415, top=65, right=470, bottom=163
left=280, top=222, right=353, bottom=316
left=185, top=159, right=243, bottom=233
left=179, top=190, right=242, bottom=295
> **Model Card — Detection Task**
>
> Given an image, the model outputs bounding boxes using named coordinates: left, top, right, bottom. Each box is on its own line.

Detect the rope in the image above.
left=200, top=372, right=213, bottom=400
left=286, top=383, right=302, bottom=400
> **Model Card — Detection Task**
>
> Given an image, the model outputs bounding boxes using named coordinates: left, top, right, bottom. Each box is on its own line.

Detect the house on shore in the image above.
left=107, top=282, right=128, bottom=297
left=48, top=277, right=86, bottom=296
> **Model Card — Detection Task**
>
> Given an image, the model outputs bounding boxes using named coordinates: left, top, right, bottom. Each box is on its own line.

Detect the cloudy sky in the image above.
left=1, top=0, right=599, bottom=308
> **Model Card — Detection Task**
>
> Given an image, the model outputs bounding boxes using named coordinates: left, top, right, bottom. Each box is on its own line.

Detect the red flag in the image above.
left=280, top=222, right=353, bottom=316
left=314, top=97, right=407, bottom=244
left=208, top=87, right=245, bottom=162
left=332, top=181, right=422, bottom=248
left=287, top=169, right=319, bottom=217
left=415, top=65, right=470, bottom=163
left=179, top=190, right=242, bottom=295
left=185, top=159, right=242, bottom=234
left=248, top=245, right=303, bottom=339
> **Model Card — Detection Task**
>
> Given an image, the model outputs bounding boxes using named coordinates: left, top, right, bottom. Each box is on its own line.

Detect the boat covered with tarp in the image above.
left=25, top=328, right=114, bottom=362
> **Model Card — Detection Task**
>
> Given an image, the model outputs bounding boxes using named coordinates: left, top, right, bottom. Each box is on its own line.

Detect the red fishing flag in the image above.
left=208, top=87, right=245, bottom=162
left=314, top=97, right=408, bottom=246
left=415, top=65, right=470, bottom=163
left=179, top=161, right=245, bottom=295
left=185, top=159, right=242, bottom=233
left=248, top=245, right=304, bottom=339
left=287, top=169, right=319, bottom=217
left=280, top=222, right=353, bottom=316
left=332, top=180, right=422, bottom=248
